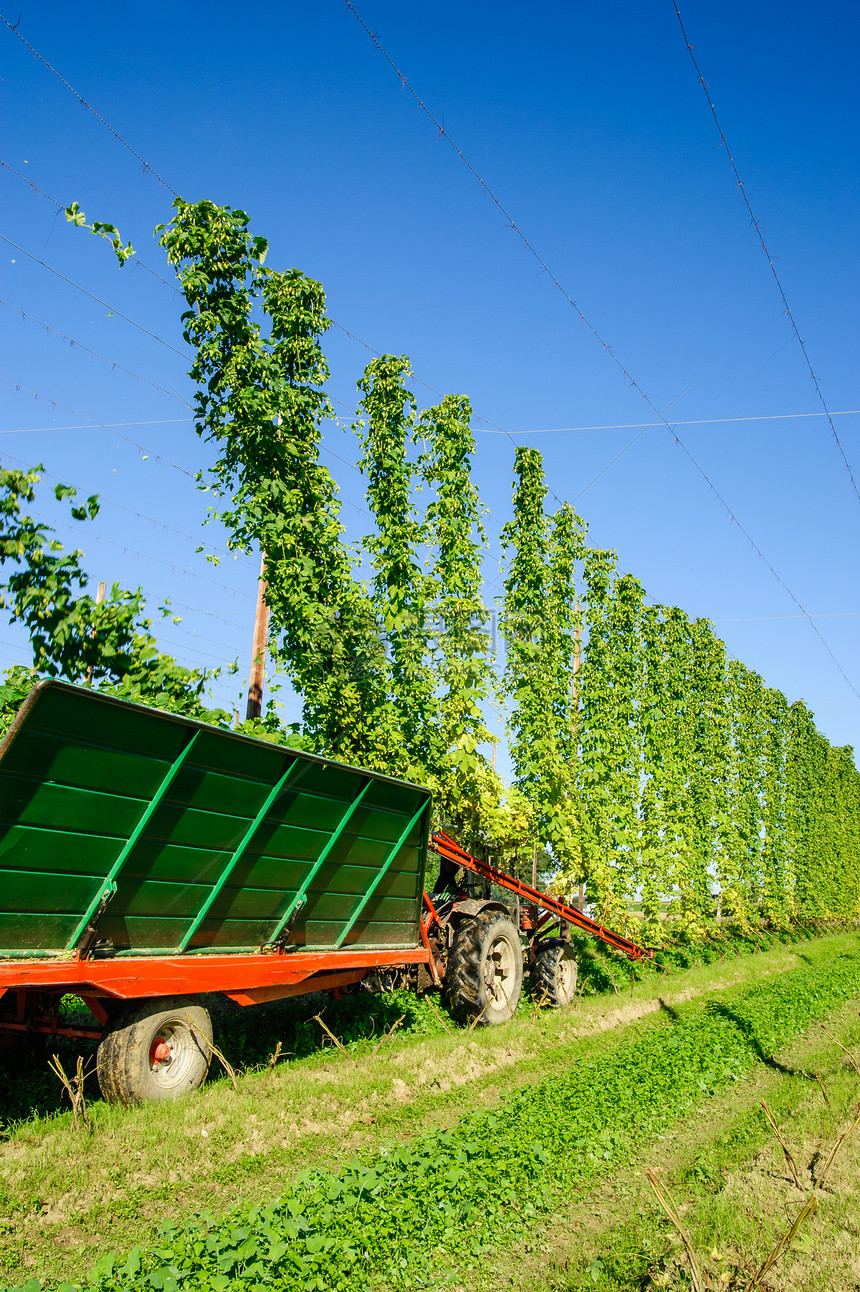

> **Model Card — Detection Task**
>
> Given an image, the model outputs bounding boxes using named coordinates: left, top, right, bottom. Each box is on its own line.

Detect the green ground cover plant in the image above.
left=9, top=947, right=860, bottom=1292
left=532, top=997, right=860, bottom=1292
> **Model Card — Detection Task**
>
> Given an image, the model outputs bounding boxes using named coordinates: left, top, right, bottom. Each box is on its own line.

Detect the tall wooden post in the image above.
left=571, top=601, right=582, bottom=732
left=573, top=602, right=583, bottom=911
left=85, top=580, right=107, bottom=685
left=246, top=555, right=270, bottom=720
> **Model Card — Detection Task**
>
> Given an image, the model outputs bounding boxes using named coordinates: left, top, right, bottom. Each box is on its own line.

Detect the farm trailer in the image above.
left=0, top=681, right=651, bottom=1104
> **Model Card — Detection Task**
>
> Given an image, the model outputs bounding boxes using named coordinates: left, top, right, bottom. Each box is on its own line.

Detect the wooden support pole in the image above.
left=571, top=601, right=582, bottom=733
left=574, top=602, right=583, bottom=911
left=246, top=555, right=270, bottom=720
left=85, top=580, right=107, bottom=686
left=568, top=602, right=583, bottom=914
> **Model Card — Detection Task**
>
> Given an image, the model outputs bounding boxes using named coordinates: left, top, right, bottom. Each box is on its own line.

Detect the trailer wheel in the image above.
left=96, top=997, right=212, bottom=1106
left=533, top=940, right=578, bottom=1007
left=446, top=910, right=523, bottom=1026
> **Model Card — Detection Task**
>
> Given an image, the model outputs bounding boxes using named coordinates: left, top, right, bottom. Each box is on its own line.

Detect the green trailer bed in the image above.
left=0, top=681, right=432, bottom=960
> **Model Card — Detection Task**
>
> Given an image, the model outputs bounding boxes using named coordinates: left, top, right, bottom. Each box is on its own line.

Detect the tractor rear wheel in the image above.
left=533, top=940, right=578, bottom=1007
left=96, top=996, right=212, bottom=1106
left=445, top=909, right=523, bottom=1026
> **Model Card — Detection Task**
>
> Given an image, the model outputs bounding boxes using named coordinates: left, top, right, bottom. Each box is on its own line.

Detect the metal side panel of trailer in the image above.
left=0, top=681, right=432, bottom=961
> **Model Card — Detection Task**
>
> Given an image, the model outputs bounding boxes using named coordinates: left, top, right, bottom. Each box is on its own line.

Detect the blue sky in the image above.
left=2, top=1, right=858, bottom=755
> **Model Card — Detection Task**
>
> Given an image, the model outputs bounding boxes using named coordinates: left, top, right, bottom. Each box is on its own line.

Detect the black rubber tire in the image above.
left=96, top=996, right=212, bottom=1106
left=445, top=910, right=523, bottom=1026
left=533, top=940, right=578, bottom=1007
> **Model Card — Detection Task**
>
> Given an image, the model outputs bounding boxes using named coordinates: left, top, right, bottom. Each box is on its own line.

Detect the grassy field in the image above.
left=499, top=993, right=860, bottom=1291
left=1, top=929, right=858, bottom=1290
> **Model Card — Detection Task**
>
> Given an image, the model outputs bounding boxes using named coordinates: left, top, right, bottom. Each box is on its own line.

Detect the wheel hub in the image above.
left=485, top=935, right=516, bottom=1005
left=150, top=1037, right=172, bottom=1065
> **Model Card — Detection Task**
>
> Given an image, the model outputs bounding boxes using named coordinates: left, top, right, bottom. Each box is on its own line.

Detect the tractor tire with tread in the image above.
left=445, top=909, right=523, bottom=1026
left=533, top=939, right=578, bottom=1007
left=96, top=995, right=212, bottom=1106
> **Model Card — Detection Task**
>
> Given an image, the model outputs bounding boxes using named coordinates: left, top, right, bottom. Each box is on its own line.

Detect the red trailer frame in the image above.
left=0, top=946, right=431, bottom=1040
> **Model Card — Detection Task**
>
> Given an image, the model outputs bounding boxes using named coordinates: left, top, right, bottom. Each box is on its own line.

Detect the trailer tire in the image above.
left=96, top=996, right=212, bottom=1106
left=533, top=940, right=578, bottom=1007
left=445, top=910, right=523, bottom=1026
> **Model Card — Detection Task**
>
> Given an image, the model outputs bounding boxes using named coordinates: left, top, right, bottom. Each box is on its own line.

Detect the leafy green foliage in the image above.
left=0, top=465, right=232, bottom=725
left=501, top=451, right=587, bottom=882
left=160, top=199, right=396, bottom=767
left=788, top=699, right=860, bottom=921
left=577, top=549, right=644, bottom=927
left=157, top=199, right=860, bottom=926
left=64, top=202, right=135, bottom=266
left=355, top=354, right=434, bottom=778
left=501, top=446, right=550, bottom=819
left=687, top=617, right=732, bottom=933
left=15, top=950, right=860, bottom=1292
left=418, top=393, right=497, bottom=832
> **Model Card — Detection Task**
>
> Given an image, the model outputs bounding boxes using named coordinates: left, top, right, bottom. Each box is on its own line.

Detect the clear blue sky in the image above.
left=2, top=1, right=858, bottom=755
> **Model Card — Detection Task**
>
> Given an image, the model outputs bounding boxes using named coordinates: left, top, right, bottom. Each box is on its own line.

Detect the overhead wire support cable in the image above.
left=476, top=409, right=860, bottom=436
left=1, top=302, right=191, bottom=405
left=0, top=235, right=189, bottom=359
left=572, top=383, right=695, bottom=504
left=343, top=0, right=860, bottom=703
left=157, top=598, right=252, bottom=627
left=149, top=634, right=238, bottom=665
left=0, top=16, right=177, bottom=195
left=153, top=620, right=243, bottom=653
left=0, top=447, right=255, bottom=570
left=0, top=160, right=182, bottom=292
left=0, top=160, right=64, bottom=206
left=26, top=507, right=254, bottom=599
left=0, top=377, right=195, bottom=476
left=670, top=0, right=859, bottom=506
left=1, top=418, right=192, bottom=434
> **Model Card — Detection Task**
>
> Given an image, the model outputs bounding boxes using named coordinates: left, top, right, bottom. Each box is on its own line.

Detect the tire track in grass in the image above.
left=11, top=950, right=860, bottom=1292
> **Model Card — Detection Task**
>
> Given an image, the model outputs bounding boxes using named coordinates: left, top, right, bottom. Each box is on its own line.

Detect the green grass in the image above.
left=543, top=1002, right=860, bottom=1291
left=5, top=934, right=859, bottom=1292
